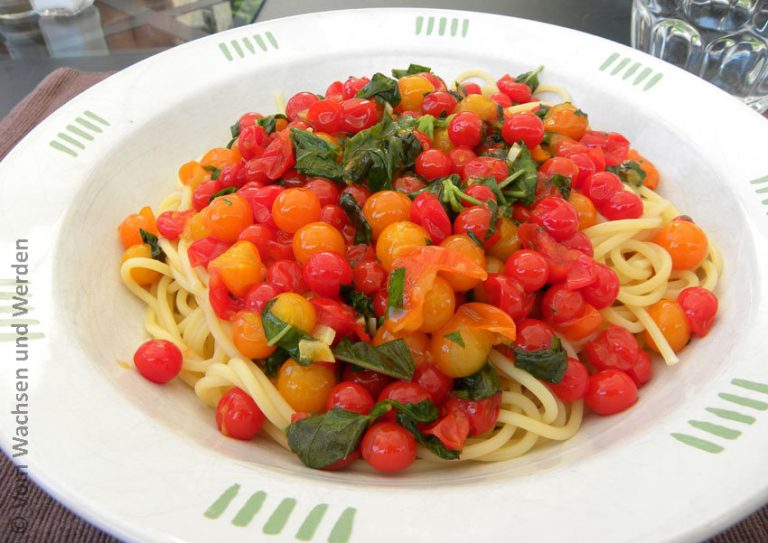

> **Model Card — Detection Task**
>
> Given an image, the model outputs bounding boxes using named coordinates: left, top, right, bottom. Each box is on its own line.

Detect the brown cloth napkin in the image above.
left=0, top=68, right=766, bottom=543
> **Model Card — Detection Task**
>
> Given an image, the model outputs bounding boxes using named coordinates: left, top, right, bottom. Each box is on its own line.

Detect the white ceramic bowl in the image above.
left=1, top=8, right=767, bottom=543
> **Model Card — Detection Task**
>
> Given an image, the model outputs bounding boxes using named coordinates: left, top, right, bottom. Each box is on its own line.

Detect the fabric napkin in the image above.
left=0, top=67, right=765, bottom=543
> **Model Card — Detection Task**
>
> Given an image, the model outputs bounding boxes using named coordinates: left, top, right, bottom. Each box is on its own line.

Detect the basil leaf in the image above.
left=209, top=186, right=237, bottom=203
left=333, top=338, right=415, bottom=380
left=387, top=267, right=406, bottom=311
left=549, top=173, right=572, bottom=200
left=257, top=114, right=288, bottom=134
left=339, top=192, right=373, bottom=244
left=443, top=330, right=465, bottom=347
left=356, top=72, right=401, bottom=107
left=139, top=228, right=165, bottom=261
left=391, top=63, right=432, bottom=78
left=287, top=408, right=369, bottom=469
left=453, top=363, right=501, bottom=401
left=415, top=114, right=435, bottom=139
left=261, top=348, right=289, bottom=378
left=484, top=200, right=500, bottom=240
left=514, top=337, right=567, bottom=384
left=504, top=143, right=538, bottom=206
left=574, top=108, right=588, bottom=117
left=534, top=104, right=550, bottom=120
left=290, top=128, right=343, bottom=181
left=607, top=160, right=647, bottom=187
left=342, top=116, right=422, bottom=192
left=398, top=415, right=460, bottom=460
left=515, top=65, right=544, bottom=93
left=261, top=299, right=315, bottom=364
left=340, top=285, right=375, bottom=321
left=203, top=164, right=222, bottom=180
left=368, top=398, right=438, bottom=423
left=230, top=122, right=241, bottom=139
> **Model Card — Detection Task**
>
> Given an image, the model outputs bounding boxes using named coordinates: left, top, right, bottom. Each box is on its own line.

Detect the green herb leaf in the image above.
left=549, top=173, right=572, bottom=200
left=466, top=230, right=483, bottom=247
left=443, top=330, right=465, bottom=347
left=261, top=299, right=316, bottom=364
left=453, top=363, right=501, bottom=401
left=340, top=285, right=375, bottom=321
left=398, top=413, right=460, bottom=460
left=368, top=398, right=439, bottom=423
left=534, top=104, right=551, bottom=120
left=257, top=113, right=288, bottom=134
left=290, top=128, right=343, bottom=181
left=230, top=122, right=241, bottom=139
left=342, top=116, right=422, bottom=192
left=387, top=267, right=406, bottom=311
left=139, top=228, right=165, bottom=261
left=261, top=348, right=289, bottom=378
left=415, top=114, right=435, bottom=139
left=203, top=164, right=222, bottom=180
left=339, top=192, right=373, bottom=244
left=514, top=337, right=567, bottom=384
left=607, top=160, right=647, bottom=187
left=333, top=338, right=415, bottom=380
left=356, top=72, right=401, bottom=107
left=391, top=63, right=432, bottom=78
left=515, top=65, right=544, bottom=93
left=484, top=200, right=500, bottom=240
left=503, top=143, right=538, bottom=206
left=574, top=108, right=588, bottom=117
left=209, top=186, right=237, bottom=203
left=287, top=408, right=370, bottom=469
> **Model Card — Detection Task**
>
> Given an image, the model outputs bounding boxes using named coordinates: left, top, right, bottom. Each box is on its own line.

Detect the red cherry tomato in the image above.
left=548, top=357, right=589, bottom=402
left=157, top=210, right=193, bottom=241
left=461, top=82, right=482, bottom=95
left=237, top=124, right=269, bottom=160
left=585, top=370, right=638, bottom=415
left=259, top=132, right=295, bottom=181
left=303, top=252, right=353, bottom=297
left=421, top=91, right=458, bottom=117
left=483, top=274, right=529, bottom=320
left=340, top=98, right=379, bottom=133
left=580, top=131, right=630, bottom=166
left=304, top=177, right=340, bottom=206
left=393, top=175, right=426, bottom=194
left=378, top=381, right=432, bottom=406
left=564, top=251, right=597, bottom=291
left=530, top=196, right=580, bottom=241
left=412, top=363, right=453, bottom=406
left=326, top=382, right=375, bottom=415
left=442, top=394, right=501, bottom=436
left=423, top=410, right=470, bottom=450
left=325, top=81, right=344, bottom=101
left=342, top=76, right=370, bottom=99
left=542, top=284, right=585, bottom=325
left=216, top=387, right=265, bottom=440
left=464, top=184, right=497, bottom=204
left=319, top=204, right=351, bottom=232
left=585, top=325, right=640, bottom=371
left=449, top=148, right=477, bottom=177
left=311, top=297, right=368, bottom=343
left=560, top=231, right=594, bottom=257
left=462, top=156, right=509, bottom=182
left=601, top=190, right=644, bottom=220
left=410, top=192, right=452, bottom=244
left=581, top=263, right=620, bottom=309
left=677, top=286, right=718, bottom=337
left=340, top=185, right=371, bottom=207
left=267, top=260, right=305, bottom=293
left=285, top=92, right=319, bottom=122
left=187, top=237, right=231, bottom=268
left=504, top=249, right=549, bottom=293
left=353, top=260, right=387, bottom=295
left=515, top=319, right=556, bottom=351
left=345, top=243, right=376, bottom=267
left=490, top=92, right=512, bottom=108
left=361, top=422, right=416, bottom=472
left=133, top=339, right=183, bottom=384
left=453, top=205, right=501, bottom=249
left=627, top=349, right=653, bottom=387
left=448, top=111, right=483, bottom=148
left=192, top=180, right=222, bottom=212
left=582, top=172, right=623, bottom=208
left=244, top=283, right=281, bottom=312
left=342, top=365, right=393, bottom=398
left=569, top=153, right=598, bottom=190
left=497, top=74, right=532, bottom=103
left=502, top=113, right=544, bottom=149
left=307, top=99, right=343, bottom=133
left=415, top=149, right=452, bottom=180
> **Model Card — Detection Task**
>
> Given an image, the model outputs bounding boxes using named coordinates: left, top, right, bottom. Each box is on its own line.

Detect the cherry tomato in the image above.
left=585, top=370, right=638, bottom=415
left=645, top=299, right=691, bottom=353
left=311, top=297, right=368, bottom=343
left=303, top=251, right=353, bottom=297
left=448, top=111, right=483, bottom=148
left=548, top=357, right=589, bottom=402
left=569, top=153, right=598, bottom=190
left=318, top=205, right=351, bottom=232
left=579, top=263, right=619, bottom=309
left=497, top=74, right=532, bottom=103
left=361, top=422, right=416, bottom=472
left=259, top=132, right=295, bottom=180
left=582, top=171, right=623, bottom=208
left=240, top=184, right=283, bottom=224
left=340, top=184, right=371, bottom=207
left=530, top=196, right=579, bottom=242
left=462, top=156, right=508, bottom=182
left=407, top=193, right=450, bottom=246
left=542, top=284, right=585, bottom=325
left=277, top=359, right=336, bottom=413
left=398, top=75, right=435, bottom=111
left=464, top=184, right=497, bottom=204
left=422, top=91, right=458, bottom=117
left=326, top=382, right=375, bottom=415
left=342, top=76, right=370, bottom=99
left=442, top=394, right=501, bottom=436
left=627, top=349, right=653, bottom=387
left=652, top=220, right=709, bottom=271
left=272, top=188, right=321, bottom=233
left=585, top=325, right=640, bottom=371
left=378, top=381, right=432, bottom=407
left=266, top=260, right=304, bottom=293
left=560, top=231, right=594, bottom=257
left=567, top=191, right=598, bottom=230
left=375, top=221, right=430, bottom=270
left=216, top=387, right=265, bottom=440
left=353, top=260, right=387, bottom=295
left=412, top=363, right=453, bottom=406
left=340, top=98, right=379, bottom=133
left=192, top=181, right=222, bottom=212
left=424, top=410, right=470, bottom=450
left=346, top=243, right=376, bottom=268
left=362, top=190, right=413, bottom=238
left=601, top=190, right=644, bottom=220
left=157, top=210, right=193, bottom=241
left=342, top=365, right=393, bottom=399
left=415, top=149, right=452, bottom=180
left=187, top=237, right=231, bottom=268
left=244, top=283, right=281, bottom=313
left=515, top=319, right=556, bottom=351
left=580, top=131, right=630, bottom=166
left=453, top=205, right=501, bottom=250
left=483, top=274, right=529, bottom=320
left=502, top=113, right=544, bottom=149
left=237, top=124, right=268, bottom=161
left=303, top=177, right=340, bottom=206
left=285, top=92, right=319, bottom=122
left=677, top=286, right=718, bottom=337
left=448, top=148, right=477, bottom=177
left=490, top=92, right=512, bottom=108
left=232, top=310, right=276, bottom=359
left=555, top=303, right=603, bottom=342
left=393, top=175, right=426, bottom=193
left=205, top=193, right=254, bottom=242
left=133, top=339, right=183, bottom=384
left=543, top=103, right=589, bottom=140
left=460, top=82, right=482, bottom=95
left=307, top=99, right=343, bottom=133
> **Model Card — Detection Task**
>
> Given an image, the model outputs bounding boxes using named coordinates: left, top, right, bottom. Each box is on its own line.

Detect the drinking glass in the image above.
left=632, top=0, right=768, bottom=111
left=29, top=0, right=93, bottom=17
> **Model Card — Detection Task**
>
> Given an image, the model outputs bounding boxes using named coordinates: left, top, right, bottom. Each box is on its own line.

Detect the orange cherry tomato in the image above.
left=419, top=276, right=456, bottom=333
left=376, top=221, right=430, bottom=271
left=272, top=188, right=321, bottom=233
left=373, top=326, right=431, bottom=366
left=121, top=244, right=162, bottom=285
left=200, top=147, right=241, bottom=170
left=292, top=222, right=346, bottom=265
left=568, top=191, right=598, bottom=230
left=231, top=311, right=276, bottom=359
left=118, top=206, right=158, bottom=249
left=543, top=102, right=589, bottom=140
left=438, top=235, right=487, bottom=291
left=362, top=191, right=413, bottom=239
left=205, top=193, right=254, bottom=242
left=178, top=160, right=207, bottom=189
left=398, top=75, right=435, bottom=112
left=488, top=218, right=520, bottom=262
left=645, top=299, right=691, bottom=353
left=208, top=240, right=265, bottom=296
left=625, top=149, right=660, bottom=189
left=554, top=303, right=603, bottom=342
left=277, top=359, right=336, bottom=414
left=652, top=220, right=708, bottom=271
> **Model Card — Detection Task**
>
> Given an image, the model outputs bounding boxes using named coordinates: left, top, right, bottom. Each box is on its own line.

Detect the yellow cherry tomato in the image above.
left=645, top=299, right=691, bottom=353
left=277, top=359, right=336, bottom=414
left=269, top=292, right=316, bottom=333
left=209, top=240, right=265, bottom=296
left=362, top=191, right=413, bottom=239
left=455, top=94, right=499, bottom=122
left=232, top=311, right=276, bottom=359
left=292, top=222, right=346, bottom=265
left=373, top=326, right=431, bottom=366
left=438, top=235, right=486, bottom=291
left=178, top=160, right=207, bottom=189
left=488, top=218, right=520, bottom=262
left=121, top=244, right=162, bottom=285
left=376, top=221, right=430, bottom=271
left=418, top=277, right=456, bottom=333
left=398, top=75, right=435, bottom=112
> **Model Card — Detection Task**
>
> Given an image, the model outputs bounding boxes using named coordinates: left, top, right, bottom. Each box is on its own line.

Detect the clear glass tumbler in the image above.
left=632, top=0, right=768, bottom=111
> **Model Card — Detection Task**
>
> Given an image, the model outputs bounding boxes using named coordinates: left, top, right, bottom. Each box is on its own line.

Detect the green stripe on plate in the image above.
left=262, top=498, right=296, bottom=534
left=719, top=393, right=768, bottom=410
left=328, top=507, right=356, bottom=543
left=295, top=503, right=328, bottom=541
left=254, top=34, right=267, bottom=51
left=219, top=42, right=233, bottom=61
left=204, top=484, right=240, bottom=519
left=732, top=379, right=768, bottom=394
left=231, top=491, right=266, bottom=527
left=66, top=125, right=93, bottom=140
left=58, top=133, right=85, bottom=149
left=705, top=407, right=756, bottom=424
left=84, top=110, right=110, bottom=126
left=49, top=141, right=77, bottom=157
left=599, top=52, right=619, bottom=71
left=671, top=433, right=724, bottom=453
left=76, top=117, right=102, bottom=133
left=610, top=57, right=630, bottom=75
left=688, top=420, right=741, bottom=439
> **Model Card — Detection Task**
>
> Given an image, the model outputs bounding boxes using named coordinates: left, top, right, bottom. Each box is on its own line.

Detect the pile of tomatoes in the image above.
left=119, top=66, right=718, bottom=472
